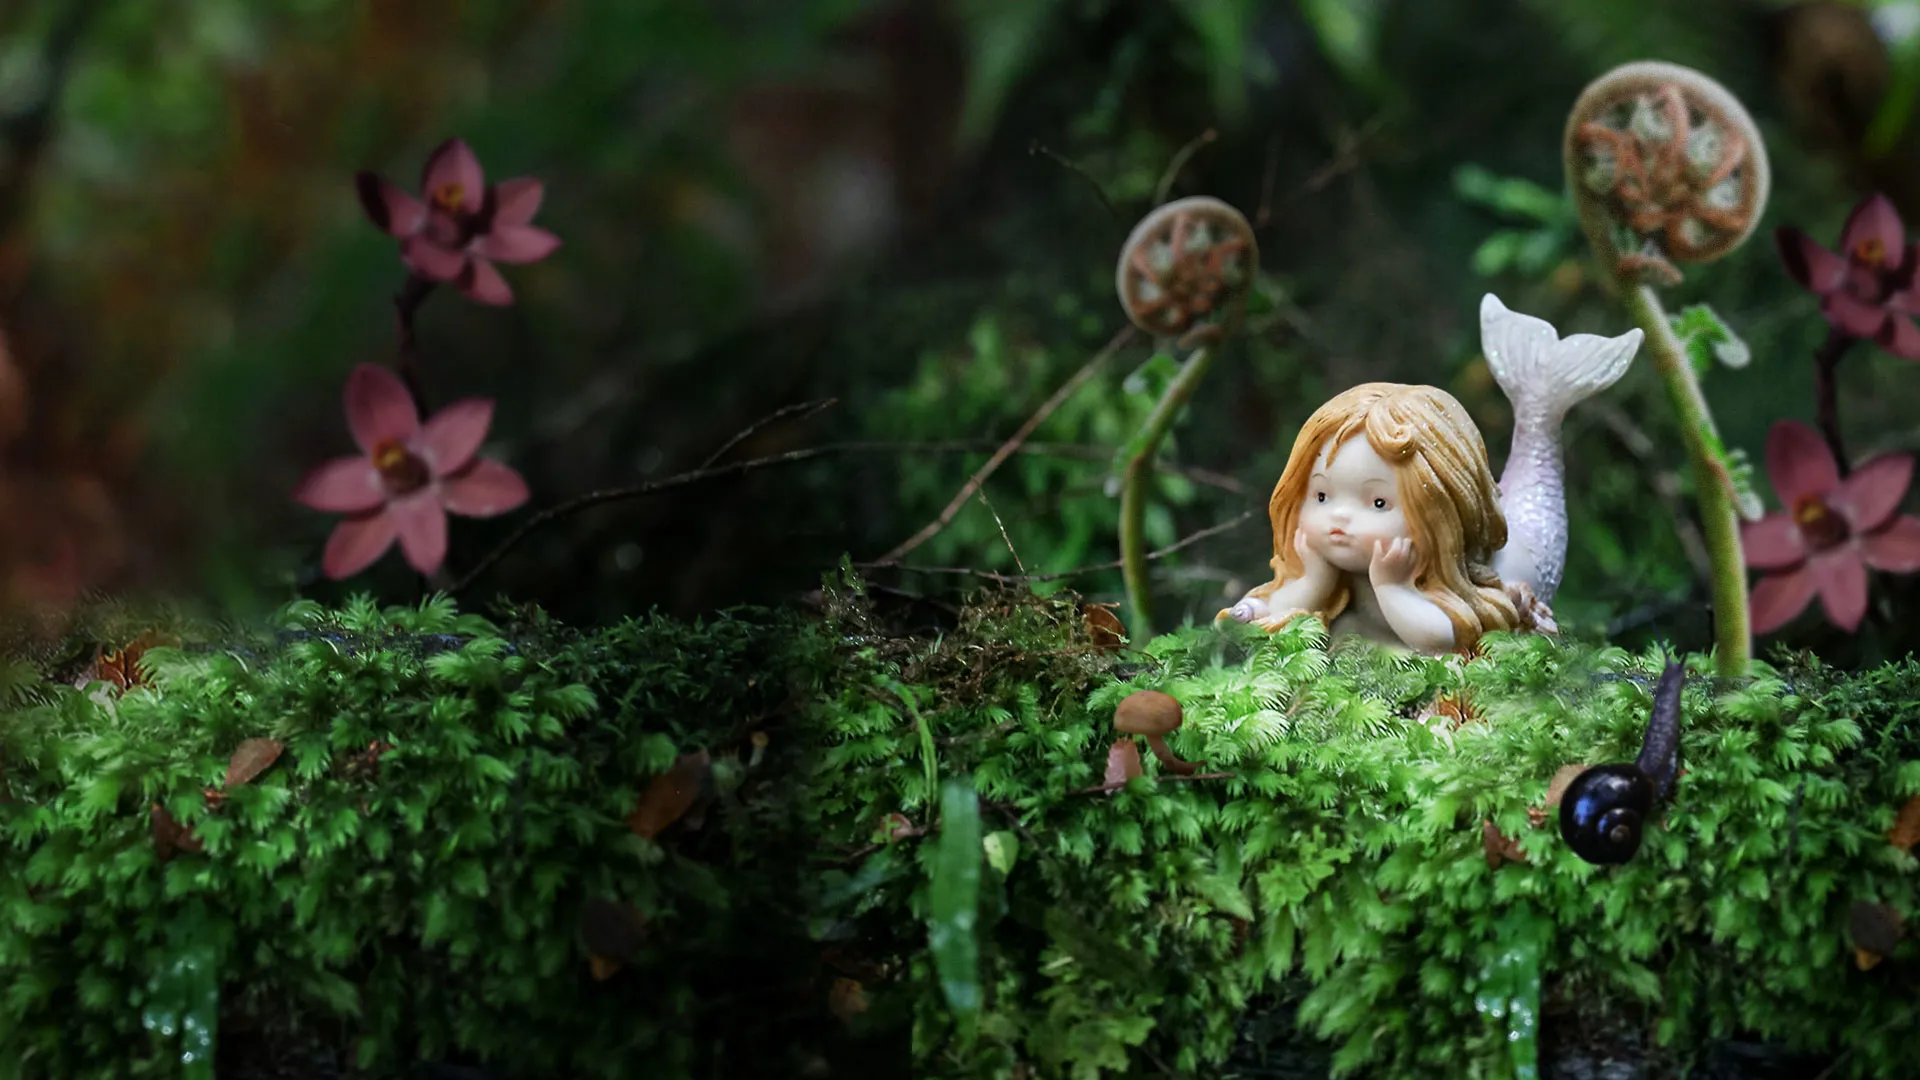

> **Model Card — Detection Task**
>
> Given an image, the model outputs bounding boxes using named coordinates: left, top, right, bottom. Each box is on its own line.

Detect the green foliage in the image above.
left=1453, top=164, right=1579, bottom=279
left=866, top=311, right=1194, bottom=591
left=802, top=593, right=1920, bottom=1078
left=4, top=587, right=1918, bottom=1078
left=0, top=594, right=816, bottom=1078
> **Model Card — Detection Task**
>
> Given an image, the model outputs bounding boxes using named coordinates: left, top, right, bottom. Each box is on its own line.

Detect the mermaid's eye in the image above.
left=1316, top=492, right=1327, bottom=503
left=1373, top=498, right=1387, bottom=510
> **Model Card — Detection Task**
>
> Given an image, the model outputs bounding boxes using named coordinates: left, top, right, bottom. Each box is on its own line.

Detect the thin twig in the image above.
left=1812, top=327, right=1854, bottom=476
left=1810, top=1006, right=1913, bottom=1080
left=393, top=273, right=435, bottom=413
left=1254, top=136, right=1281, bottom=228
left=1029, top=140, right=1123, bottom=222
left=863, top=509, right=1258, bottom=585
left=445, top=436, right=1239, bottom=594
left=977, top=491, right=1026, bottom=576
left=1073, top=770, right=1236, bottom=796
left=853, top=439, right=1244, bottom=494
left=1277, top=114, right=1389, bottom=209
left=700, top=398, right=838, bottom=468
left=449, top=446, right=839, bottom=594
left=1154, top=128, right=1218, bottom=206
left=1588, top=399, right=1712, bottom=581
left=873, top=326, right=1137, bottom=565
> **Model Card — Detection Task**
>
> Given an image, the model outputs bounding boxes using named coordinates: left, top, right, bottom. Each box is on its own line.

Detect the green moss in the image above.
left=0, top=584, right=1915, bottom=1078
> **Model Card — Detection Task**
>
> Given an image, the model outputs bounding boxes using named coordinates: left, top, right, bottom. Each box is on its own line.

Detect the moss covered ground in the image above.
left=0, top=577, right=1915, bottom=1079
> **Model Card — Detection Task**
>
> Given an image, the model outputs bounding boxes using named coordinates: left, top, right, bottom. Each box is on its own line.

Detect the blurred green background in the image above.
left=3, top=0, right=1920, bottom=665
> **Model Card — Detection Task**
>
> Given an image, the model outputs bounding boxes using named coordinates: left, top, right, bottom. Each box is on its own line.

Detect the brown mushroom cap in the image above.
left=1114, top=690, right=1182, bottom=736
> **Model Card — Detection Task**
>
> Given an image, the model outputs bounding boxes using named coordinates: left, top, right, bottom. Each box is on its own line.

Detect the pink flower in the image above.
left=355, top=138, right=561, bottom=306
left=1740, top=419, right=1920, bottom=633
left=294, top=365, right=530, bottom=579
left=1775, top=192, right=1920, bottom=358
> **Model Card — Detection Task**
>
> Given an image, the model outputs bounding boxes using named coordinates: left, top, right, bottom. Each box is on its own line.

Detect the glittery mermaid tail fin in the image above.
left=1480, top=293, right=1641, bottom=423
left=1481, top=294, right=1643, bottom=604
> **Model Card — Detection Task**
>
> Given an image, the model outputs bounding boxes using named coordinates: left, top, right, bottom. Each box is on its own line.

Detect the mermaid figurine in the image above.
left=1222, top=294, right=1642, bottom=654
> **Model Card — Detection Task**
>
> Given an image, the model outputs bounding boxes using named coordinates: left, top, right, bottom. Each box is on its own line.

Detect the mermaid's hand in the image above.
left=1369, top=537, right=1418, bottom=588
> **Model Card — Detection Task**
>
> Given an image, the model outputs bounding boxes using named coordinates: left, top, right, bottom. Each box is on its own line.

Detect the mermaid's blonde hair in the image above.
left=1247, top=382, right=1519, bottom=651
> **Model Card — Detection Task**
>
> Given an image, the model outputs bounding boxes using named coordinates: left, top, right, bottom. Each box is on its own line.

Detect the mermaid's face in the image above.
left=1301, top=435, right=1409, bottom=573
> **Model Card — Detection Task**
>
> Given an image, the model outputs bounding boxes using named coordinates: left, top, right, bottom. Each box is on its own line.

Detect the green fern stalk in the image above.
left=1120, top=344, right=1214, bottom=638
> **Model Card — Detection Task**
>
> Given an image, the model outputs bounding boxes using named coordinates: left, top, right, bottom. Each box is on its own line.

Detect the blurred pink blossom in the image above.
left=1776, top=192, right=1920, bottom=358
left=294, top=364, right=529, bottom=578
left=1741, top=418, right=1920, bottom=633
left=355, top=137, right=561, bottom=305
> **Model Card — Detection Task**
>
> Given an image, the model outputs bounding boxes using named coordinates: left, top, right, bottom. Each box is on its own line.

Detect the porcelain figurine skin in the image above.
left=1224, top=295, right=1643, bottom=654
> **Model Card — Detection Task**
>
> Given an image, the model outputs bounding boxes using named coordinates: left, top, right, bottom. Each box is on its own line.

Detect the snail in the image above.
left=1558, top=653, right=1685, bottom=865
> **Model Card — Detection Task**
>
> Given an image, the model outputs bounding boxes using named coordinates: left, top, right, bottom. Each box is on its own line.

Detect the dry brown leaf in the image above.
left=1544, top=764, right=1587, bottom=809
left=1103, top=738, right=1142, bottom=792
left=1889, top=796, right=1920, bottom=854
left=1083, top=605, right=1126, bottom=651
left=340, top=740, right=395, bottom=782
left=627, top=750, right=711, bottom=839
left=1430, top=690, right=1481, bottom=728
left=1855, top=946, right=1884, bottom=972
left=225, top=738, right=284, bottom=788
left=84, top=630, right=178, bottom=691
left=828, top=977, right=869, bottom=1021
left=150, top=803, right=202, bottom=863
left=588, top=954, right=622, bottom=981
left=1483, top=819, right=1527, bottom=869
left=882, top=813, right=922, bottom=842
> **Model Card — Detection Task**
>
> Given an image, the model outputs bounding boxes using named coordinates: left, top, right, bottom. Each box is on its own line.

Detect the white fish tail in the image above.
left=1480, top=294, right=1642, bottom=604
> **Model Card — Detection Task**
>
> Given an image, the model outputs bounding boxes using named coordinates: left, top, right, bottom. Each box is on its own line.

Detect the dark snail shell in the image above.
left=1558, top=763, right=1653, bottom=865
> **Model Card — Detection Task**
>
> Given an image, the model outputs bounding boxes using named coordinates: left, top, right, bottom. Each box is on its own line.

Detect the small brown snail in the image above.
left=1559, top=653, right=1684, bottom=865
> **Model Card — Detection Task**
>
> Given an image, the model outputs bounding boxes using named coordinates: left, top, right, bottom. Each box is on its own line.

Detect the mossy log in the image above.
left=0, top=581, right=1915, bottom=1079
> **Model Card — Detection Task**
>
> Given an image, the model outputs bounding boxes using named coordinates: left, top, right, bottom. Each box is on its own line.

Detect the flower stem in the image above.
left=394, top=273, right=435, bottom=412
left=1620, top=283, right=1749, bottom=677
left=1119, top=344, right=1214, bottom=639
left=1813, top=327, right=1854, bottom=476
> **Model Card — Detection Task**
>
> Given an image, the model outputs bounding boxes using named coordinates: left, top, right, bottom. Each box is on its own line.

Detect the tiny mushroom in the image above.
left=1114, top=690, right=1198, bottom=775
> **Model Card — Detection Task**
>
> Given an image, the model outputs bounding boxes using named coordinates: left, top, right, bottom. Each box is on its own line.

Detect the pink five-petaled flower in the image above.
left=294, top=365, right=530, bottom=579
left=354, top=138, right=561, bottom=306
left=1740, top=419, right=1920, bottom=633
left=1776, top=192, right=1920, bottom=359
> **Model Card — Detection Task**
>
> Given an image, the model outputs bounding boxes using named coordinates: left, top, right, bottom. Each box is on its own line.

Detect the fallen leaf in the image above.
left=880, top=812, right=921, bottom=842
left=1430, top=690, right=1481, bottom=727
left=1890, top=796, right=1920, bottom=854
left=828, top=977, right=869, bottom=1021
left=580, top=898, right=649, bottom=967
left=1483, top=819, right=1527, bottom=869
left=150, top=803, right=202, bottom=863
left=82, top=630, right=178, bottom=691
left=588, top=955, right=622, bottom=981
left=1083, top=605, right=1126, bottom=651
left=340, top=740, right=395, bottom=781
left=627, top=750, right=711, bottom=839
left=1849, top=899, right=1905, bottom=969
left=1103, top=738, right=1142, bottom=792
left=225, top=738, right=284, bottom=788
left=1544, top=764, right=1587, bottom=808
